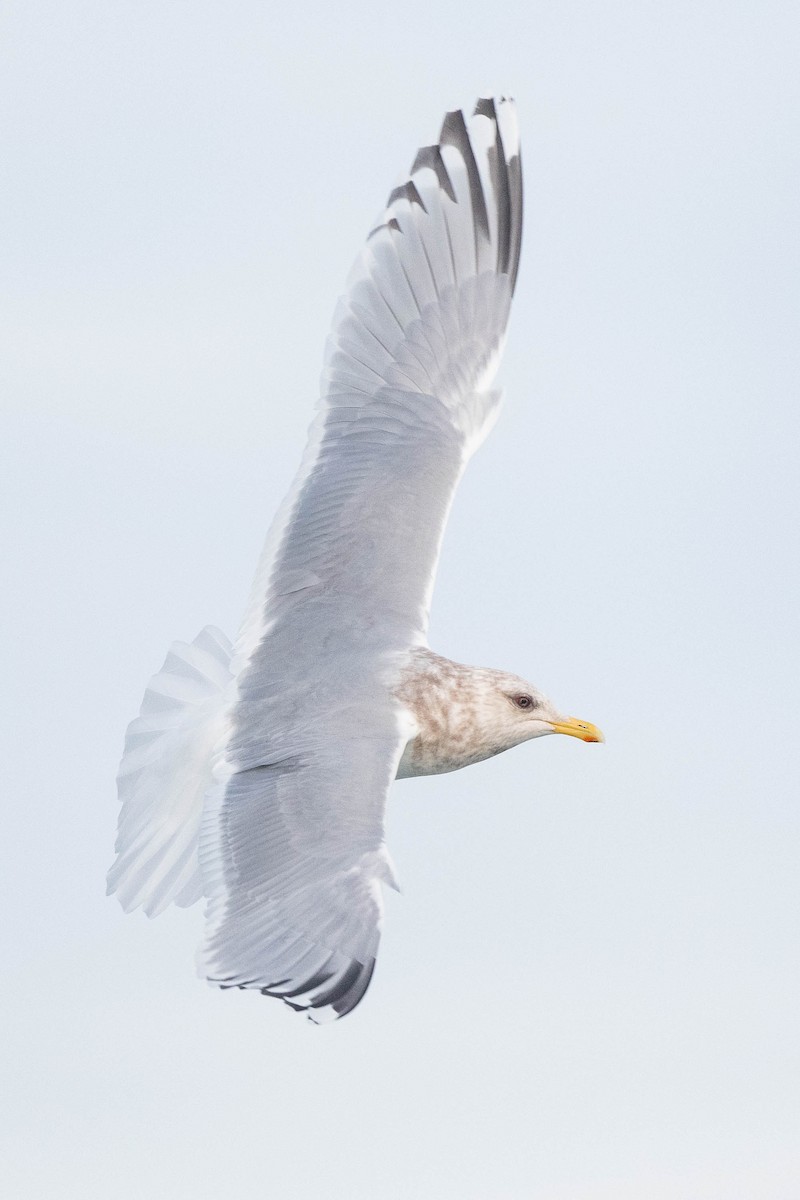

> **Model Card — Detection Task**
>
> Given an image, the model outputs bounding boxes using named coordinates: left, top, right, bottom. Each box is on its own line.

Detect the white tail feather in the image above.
left=108, top=626, right=233, bottom=917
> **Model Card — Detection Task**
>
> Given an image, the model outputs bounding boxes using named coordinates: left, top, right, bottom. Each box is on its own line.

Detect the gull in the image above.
left=109, top=97, right=603, bottom=1022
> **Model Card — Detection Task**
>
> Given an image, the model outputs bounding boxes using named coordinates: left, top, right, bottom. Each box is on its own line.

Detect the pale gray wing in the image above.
left=234, top=96, right=522, bottom=672
left=201, top=707, right=405, bottom=1022
left=199, top=98, right=523, bottom=1020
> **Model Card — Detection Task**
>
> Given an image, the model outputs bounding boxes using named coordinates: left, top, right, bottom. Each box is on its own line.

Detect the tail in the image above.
left=108, top=626, right=233, bottom=917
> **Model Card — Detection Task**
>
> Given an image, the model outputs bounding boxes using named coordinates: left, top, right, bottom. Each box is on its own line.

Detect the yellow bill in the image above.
left=549, top=717, right=605, bottom=743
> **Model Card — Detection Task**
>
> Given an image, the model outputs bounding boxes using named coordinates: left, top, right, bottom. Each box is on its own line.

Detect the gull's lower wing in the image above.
left=200, top=98, right=523, bottom=1018
left=200, top=703, right=406, bottom=1023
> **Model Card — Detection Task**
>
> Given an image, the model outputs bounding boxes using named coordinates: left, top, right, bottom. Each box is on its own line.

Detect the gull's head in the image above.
left=394, top=652, right=604, bottom=778
left=475, top=670, right=604, bottom=754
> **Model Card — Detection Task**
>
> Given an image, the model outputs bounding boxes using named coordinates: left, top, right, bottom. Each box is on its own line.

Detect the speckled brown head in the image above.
left=394, top=649, right=603, bottom=779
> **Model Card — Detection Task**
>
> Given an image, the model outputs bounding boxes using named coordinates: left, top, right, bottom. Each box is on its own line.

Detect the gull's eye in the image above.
left=513, top=694, right=536, bottom=710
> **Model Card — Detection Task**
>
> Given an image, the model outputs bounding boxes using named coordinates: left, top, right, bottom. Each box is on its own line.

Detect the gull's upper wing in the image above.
left=236, top=96, right=522, bottom=670
left=200, top=98, right=523, bottom=1019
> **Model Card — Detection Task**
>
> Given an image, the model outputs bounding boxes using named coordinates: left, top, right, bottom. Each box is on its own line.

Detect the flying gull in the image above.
left=109, top=97, right=603, bottom=1022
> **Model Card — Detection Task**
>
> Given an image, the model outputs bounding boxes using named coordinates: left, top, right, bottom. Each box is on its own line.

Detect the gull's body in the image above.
left=109, top=98, right=601, bottom=1022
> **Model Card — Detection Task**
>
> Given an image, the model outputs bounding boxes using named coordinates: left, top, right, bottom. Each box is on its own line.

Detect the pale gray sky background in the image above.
left=2, top=2, right=799, bottom=1197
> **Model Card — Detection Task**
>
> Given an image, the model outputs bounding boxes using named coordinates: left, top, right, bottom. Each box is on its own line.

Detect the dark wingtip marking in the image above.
left=283, top=998, right=307, bottom=1013
left=411, top=144, right=457, bottom=202
left=472, top=96, right=523, bottom=292
left=438, top=109, right=490, bottom=243
left=332, top=957, right=376, bottom=1017
left=473, top=96, right=497, bottom=121
left=387, top=180, right=428, bottom=213
left=307, top=957, right=366, bottom=1010
left=214, top=975, right=258, bottom=991
left=253, top=955, right=377, bottom=1021
left=507, top=152, right=523, bottom=294
left=273, top=964, right=338, bottom=1000
left=260, top=977, right=291, bottom=992
left=367, top=217, right=401, bottom=241
left=480, top=99, right=512, bottom=279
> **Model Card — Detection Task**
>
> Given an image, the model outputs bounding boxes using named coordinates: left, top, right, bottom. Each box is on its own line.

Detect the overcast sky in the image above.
left=2, top=2, right=799, bottom=1197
